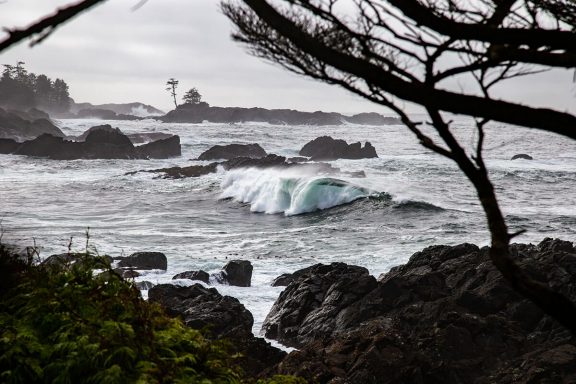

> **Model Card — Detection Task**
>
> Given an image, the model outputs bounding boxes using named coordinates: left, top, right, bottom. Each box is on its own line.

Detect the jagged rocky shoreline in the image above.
left=161, top=103, right=401, bottom=126
left=49, top=237, right=574, bottom=383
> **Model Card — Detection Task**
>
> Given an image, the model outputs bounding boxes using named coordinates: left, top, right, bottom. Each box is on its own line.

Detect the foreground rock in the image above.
left=212, top=260, right=253, bottom=287
left=198, top=143, right=267, bottom=160
left=117, top=251, right=167, bottom=270
left=0, top=107, right=64, bottom=141
left=149, top=283, right=286, bottom=377
left=0, top=125, right=181, bottom=159
left=299, top=136, right=378, bottom=160
left=161, top=102, right=401, bottom=126
left=263, top=263, right=377, bottom=346
left=267, top=239, right=576, bottom=383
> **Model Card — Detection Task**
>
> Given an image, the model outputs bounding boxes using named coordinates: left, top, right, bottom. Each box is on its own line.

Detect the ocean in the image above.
left=1, top=117, right=575, bottom=337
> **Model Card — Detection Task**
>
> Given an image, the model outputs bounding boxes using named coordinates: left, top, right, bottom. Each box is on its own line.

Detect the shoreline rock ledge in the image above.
left=264, top=238, right=576, bottom=383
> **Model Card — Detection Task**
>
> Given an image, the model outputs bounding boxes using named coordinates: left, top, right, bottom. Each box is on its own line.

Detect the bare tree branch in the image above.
left=0, top=0, right=108, bottom=53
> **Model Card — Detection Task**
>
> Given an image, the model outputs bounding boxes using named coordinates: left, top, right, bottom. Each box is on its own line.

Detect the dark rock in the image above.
left=135, top=135, right=181, bottom=158
left=0, top=107, right=64, bottom=141
left=0, top=138, right=19, bottom=154
left=70, top=101, right=164, bottom=116
left=271, top=273, right=294, bottom=287
left=148, top=283, right=286, bottom=377
left=173, top=270, right=210, bottom=284
left=149, top=283, right=253, bottom=338
left=134, top=163, right=219, bottom=179
left=198, top=143, right=267, bottom=160
left=117, top=251, right=167, bottom=270
left=127, top=132, right=174, bottom=144
left=135, top=281, right=155, bottom=290
left=287, top=156, right=308, bottom=163
left=299, top=136, right=378, bottom=161
left=76, top=108, right=141, bottom=121
left=160, top=103, right=401, bottom=126
left=268, top=239, right=576, bottom=383
left=511, top=153, right=533, bottom=160
left=213, top=260, right=253, bottom=287
left=221, top=154, right=286, bottom=170
left=113, top=268, right=141, bottom=278
left=262, top=263, right=377, bottom=347
left=11, top=125, right=180, bottom=160
left=41, top=253, right=112, bottom=268
left=347, top=112, right=401, bottom=125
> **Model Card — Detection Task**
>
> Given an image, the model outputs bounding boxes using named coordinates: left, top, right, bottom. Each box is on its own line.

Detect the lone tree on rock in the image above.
left=183, top=87, right=202, bottom=104
left=221, top=0, right=576, bottom=333
left=165, top=78, right=179, bottom=109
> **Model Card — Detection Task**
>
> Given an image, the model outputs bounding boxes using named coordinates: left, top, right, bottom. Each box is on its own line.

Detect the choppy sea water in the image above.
left=1, top=117, right=575, bottom=337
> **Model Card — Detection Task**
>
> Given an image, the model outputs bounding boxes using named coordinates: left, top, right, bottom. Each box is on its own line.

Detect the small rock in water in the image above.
left=117, top=251, right=167, bottom=270
left=172, top=270, right=210, bottom=284
left=213, top=260, right=253, bottom=287
left=511, top=153, right=533, bottom=160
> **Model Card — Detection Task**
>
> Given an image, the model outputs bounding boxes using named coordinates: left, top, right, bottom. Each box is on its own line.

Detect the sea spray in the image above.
left=220, top=168, right=373, bottom=215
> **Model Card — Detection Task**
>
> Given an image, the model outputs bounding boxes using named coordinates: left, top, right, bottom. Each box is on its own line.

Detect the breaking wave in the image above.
left=220, top=168, right=374, bottom=215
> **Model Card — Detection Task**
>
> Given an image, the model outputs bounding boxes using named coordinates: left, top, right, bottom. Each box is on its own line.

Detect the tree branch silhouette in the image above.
left=0, top=0, right=107, bottom=53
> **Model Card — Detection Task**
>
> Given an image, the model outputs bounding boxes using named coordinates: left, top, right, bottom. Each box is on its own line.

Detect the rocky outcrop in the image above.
left=160, top=102, right=401, bottom=126
left=149, top=283, right=253, bottom=337
left=173, top=270, right=210, bottom=284
left=1, top=125, right=181, bottom=159
left=0, top=107, right=64, bottom=141
left=0, top=139, right=19, bottom=154
left=117, top=251, right=167, bottom=270
left=70, top=101, right=164, bottom=116
left=198, top=143, right=267, bottom=160
left=346, top=112, right=400, bottom=125
left=126, top=132, right=174, bottom=144
left=267, top=239, right=576, bottom=383
left=76, top=108, right=140, bottom=121
left=213, top=260, right=253, bottom=287
left=299, top=136, right=378, bottom=160
left=130, top=154, right=342, bottom=179
left=511, top=153, right=533, bottom=160
left=148, top=283, right=286, bottom=377
left=263, top=263, right=377, bottom=346
left=135, top=135, right=181, bottom=158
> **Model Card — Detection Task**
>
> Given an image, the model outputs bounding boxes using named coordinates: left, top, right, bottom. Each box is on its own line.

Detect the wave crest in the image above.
left=220, top=168, right=373, bottom=215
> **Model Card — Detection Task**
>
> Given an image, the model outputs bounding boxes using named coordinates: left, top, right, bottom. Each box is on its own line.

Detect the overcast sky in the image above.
left=0, top=0, right=574, bottom=115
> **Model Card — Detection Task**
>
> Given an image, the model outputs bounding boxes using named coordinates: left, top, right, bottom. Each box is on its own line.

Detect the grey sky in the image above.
left=0, top=0, right=574, bottom=115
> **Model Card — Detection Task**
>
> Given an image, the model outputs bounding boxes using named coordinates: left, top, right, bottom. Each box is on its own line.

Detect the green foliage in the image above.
left=183, top=88, right=202, bottom=104
left=256, top=375, right=308, bottom=384
left=0, top=61, right=71, bottom=112
left=0, top=248, right=241, bottom=383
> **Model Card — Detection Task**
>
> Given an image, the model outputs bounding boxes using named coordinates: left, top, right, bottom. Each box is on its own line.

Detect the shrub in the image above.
left=0, top=246, right=241, bottom=383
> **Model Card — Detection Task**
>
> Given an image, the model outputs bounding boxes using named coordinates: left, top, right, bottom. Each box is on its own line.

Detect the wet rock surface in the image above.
left=148, top=283, right=286, bottom=377
left=0, top=107, right=64, bottom=141
left=1, top=124, right=180, bottom=159
left=299, top=136, right=378, bottom=161
left=198, top=143, right=267, bottom=160
left=160, top=102, right=401, bottom=126
left=117, top=251, right=167, bottom=270
left=511, top=153, right=533, bottom=160
left=172, top=270, right=210, bottom=284
left=213, top=260, right=253, bottom=287
left=266, top=238, right=576, bottom=383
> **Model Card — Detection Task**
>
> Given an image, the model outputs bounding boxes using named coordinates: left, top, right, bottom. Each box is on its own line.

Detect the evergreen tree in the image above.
left=183, top=87, right=202, bottom=104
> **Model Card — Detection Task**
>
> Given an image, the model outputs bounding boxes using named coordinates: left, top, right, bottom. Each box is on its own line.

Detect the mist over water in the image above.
left=1, top=117, right=575, bottom=334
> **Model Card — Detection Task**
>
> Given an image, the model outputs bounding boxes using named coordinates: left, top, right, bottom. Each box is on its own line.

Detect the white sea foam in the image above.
left=220, top=168, right=372, bottom=215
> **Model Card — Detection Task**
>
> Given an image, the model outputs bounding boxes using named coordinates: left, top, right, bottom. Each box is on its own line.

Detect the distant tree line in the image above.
left=0, top=61, right=71, bottom=113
